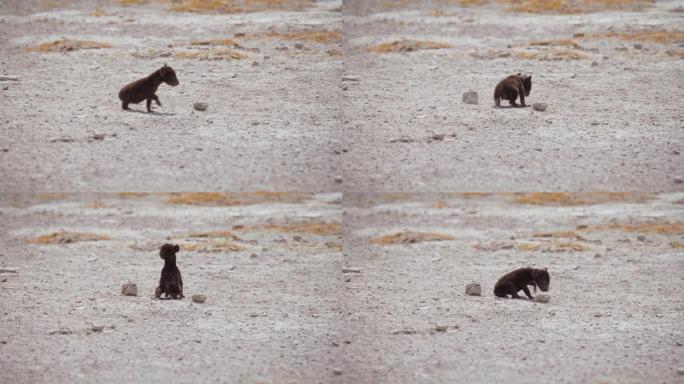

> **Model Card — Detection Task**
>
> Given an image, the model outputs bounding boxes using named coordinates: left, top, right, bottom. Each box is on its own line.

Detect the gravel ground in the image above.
left=340, top=192, right=684, bottom=383
left=0, top=193, right=343, bottom=383
left=0, top=0, right=342, bottom=191
left=340, top=1, right=684, bottom=191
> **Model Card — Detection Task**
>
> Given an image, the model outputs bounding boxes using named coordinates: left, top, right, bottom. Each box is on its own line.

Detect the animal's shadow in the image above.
left=125, top=109, right=177, bottom=116
left=494, top=105, right=531, bottom=109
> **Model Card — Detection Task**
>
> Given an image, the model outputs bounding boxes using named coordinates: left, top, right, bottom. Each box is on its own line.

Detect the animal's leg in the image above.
left=122, top=101, right=130, bottom=110
left=152, top=94, right=161, bottom=106
left=522, top=286, right=534, bottom=300
left=518, top=89, right=526, bottom=107
left=509, top=98, right=519, bottom=107
left=155, top=287, right=162, bottom=298
left=494, top=96, right=501, bottom=107
left=496, top=282, right=517, bottom=298
left=146, top=98, right=153, bottom=112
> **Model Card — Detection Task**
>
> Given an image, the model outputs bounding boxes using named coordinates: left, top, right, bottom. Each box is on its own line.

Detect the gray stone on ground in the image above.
left=435, top=325, right=448, bottom=332
left=192, top=294, right=207, bottom=303
left=121, top=282, right=137, bottom=296
left=465, top=282, right=481, bottom=296
left=533, top=102, right=548, bottom=112
left=534, top=294, right=551, bottom=303
left=462, top=89, right=478, bottom=105
left=193, top=102, right=208, bottom=111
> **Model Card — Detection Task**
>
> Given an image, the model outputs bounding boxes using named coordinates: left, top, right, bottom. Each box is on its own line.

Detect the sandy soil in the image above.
left=0, top=193, right=342, bottom=383
left=340, top=192, right=684, bottom=383
left=340, top=1, right=684, bottom=191
left=0, top=0, right=342, bottom=191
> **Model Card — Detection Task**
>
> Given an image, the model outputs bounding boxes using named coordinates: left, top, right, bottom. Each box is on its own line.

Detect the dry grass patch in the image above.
left=587, top=30, right=684, bottom=44
left=184, top=231, right=242, bottom=240
left=503, top=0, right=653, bottom=14
left=531, top=231, right=586, bottom=240
left=165, top=0, right=313, bottom=14
left=234, top=222, right=341, bottom=236
left=181, top=240, right=245, bottom=252
left=529, top=39, right=582, bottom=49
left=27, top=231, right=110, bottom=245
left=263, top=30, right=342, bottom=44
left=584, top=222, right=684, bottom=235
left=515, top=241, right=591, bottom=252
left=166, top=192, right=312, bottom=206
left=670, top=242, right=684, bottom=250
left=667, top=50, right=684, bottom=58
left=187, top=39, right=242, bottom=47
left=514, top=48, right=587, bottom=60
left=120, top=0, right=147, bottom=4
left=29, top=39, right=111, bottom=53
left=367, top=39, right=453, bottom=53
left=371, top=231, right=455, bottom=245
left=175, top=48, right=247, bottom=60
left=510, top=192, right=651, bottom=206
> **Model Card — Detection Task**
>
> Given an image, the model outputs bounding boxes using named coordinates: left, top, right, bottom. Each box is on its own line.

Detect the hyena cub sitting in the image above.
left=493, top=73, right=532, bottom=107
left=155, top=244, right=184, bottom=299
left=118, top=64, right=179, bottom=112
left=494, top=267, right=549, bottom=299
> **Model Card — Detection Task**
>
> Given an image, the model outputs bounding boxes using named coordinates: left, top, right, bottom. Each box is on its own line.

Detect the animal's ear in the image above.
left=160, top=66, right=167, bottom=76
left=543, top=267, right=547, bottom=271
left=174, top=244, right=180, bottom=252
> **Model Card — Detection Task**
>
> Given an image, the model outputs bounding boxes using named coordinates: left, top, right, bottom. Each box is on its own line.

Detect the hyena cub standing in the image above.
left=493, top=73, right=532, bottom=107
left=155, top=244, right=184, bottom=299
left=118, top=64, right=179, bottom=112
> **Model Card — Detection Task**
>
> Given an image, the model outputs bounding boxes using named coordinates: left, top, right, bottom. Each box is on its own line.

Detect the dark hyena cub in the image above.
left=155, top=243, right=184, bottom=299
left=494, top=267, right=549, bottom=299
left=493, top=73, right=532, bottom=107
left=118, top=64, right=179, bottom=112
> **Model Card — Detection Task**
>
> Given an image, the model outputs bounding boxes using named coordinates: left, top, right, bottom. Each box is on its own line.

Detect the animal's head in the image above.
left=522, top=74, right=532, bottom=96
left=159, top=243, right=180, bottom=263
left=159, top=64, right=179, bottom=86
left=531, top=268, right=549, bottom=291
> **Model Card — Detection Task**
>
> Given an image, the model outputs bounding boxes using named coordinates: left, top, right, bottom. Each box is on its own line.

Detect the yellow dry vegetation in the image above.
left=367, top=40, right=453, bottom=53
left=528, top=39, right=581, bottom=49
left=584, top=222, right=684, bottom=235
left=501, top=0, right=652, bottom=14
left=587, top=30, right=684, bottom=44
left=667, top=50, right=684, bottom=58
left=433, top=201, right=450, bottom=209
left=670, top=242, right=684, bottom=249
left=164, top=0, right=313, bottom=14
left=181, top=240, right=245, bottom=252
left=91, top=8, right=106, bottom=16
left=514, top=241, right=591, bottom=252
left=184, top=231, right=242, bottom=240
left=371, top=231, right=455, bottom=245
left=263, top=30, right=342, bottom=44
left=120, top=0, right=147, bottom=4
left=235, top=222, right=341, bottom=236
left=531, top=231, right=585, bottom=240
left=174, top=48, right=247, bottom=60
left=510, top=192, right=651, bottom=206
left=165, top=192, right=312, bottom=206
left=459, top=0, right=488, bottom=5
left=188, top=39, right=242, bottom=47
left=27, top=231, right=110, bottom=244
left=514, top=48, right=587, bottom=60
left=29, top=39, right=111, bottom=53
left=459, top=192, right=491, bottom=199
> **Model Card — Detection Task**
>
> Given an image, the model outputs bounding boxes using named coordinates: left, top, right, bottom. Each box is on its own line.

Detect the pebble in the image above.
left=391, top=328, right=417, bottom=335
left=591, top=61, right=599, bottom=67
left=435, top=325, right=448, bottom=332
left=534, top=294, right=551, bottom=303
left=0, top=76, right=19, bottom=81
left=674, top=177, right=683, bottom=184
left=92, top=133, right=105, bottom=140
left=192, top=294, right=207, bottom=303
left=462, top=89, right=478, bottom=105
left=637, top=235, right=646, bottom=241
left=465, top=282, right=481, bottom=296
left=634, top=43, right=643, bottom=49
left=342, top=76, right=359, bottom=82
left=120, top=282, right=137, bottom=296
left=431, top=133, right=445, bottom=141
left=677, top=368, right=684, bottom=376
left=533, top=103, right=548, bottom=112
left=294, top=43, right=304, bottom=49
left=334, top=177, right=343, bottom=184
left=91, top=325, right=104, bottom=332
left=342, top=267, right=361, bottom=273
left=332, top=369, right=343, bottom=376
left=193, top=102, right=208, bottom=111
left=293, top=235, right=303, bottom=242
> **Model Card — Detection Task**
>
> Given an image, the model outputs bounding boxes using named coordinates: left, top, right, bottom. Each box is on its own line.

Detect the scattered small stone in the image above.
left=435, top=325, right=448, bottom=332
left=634, top=43, right=643, bottom=49
left=252, top=61, right=259, bottom=66
left=193, top=102, right=208, bottom=112
left=294, top=43, right=304, bottom=49
left=533, top=103, right=548, bottom=112
left=637, top=235, right=646, bottom=242
left=341, top=76, right=359, bottom=82
left=462, top=89, right=478, bottom=105
left=120, top=282, right=137, bottom=296
left=0, top=268, right=17, bottom=273
left=431, top=133, right=445, bottom=141
left=677, top=368, right=684, bottom=376
left=49, top=328, right=72, bottom=335
left=674, top=177, right=683, bottom=184
left=534, top=294, right=550, bottom=303
left=591, top=61, right=599, bottom=67
left=342, top=267, right=361, bottom=273
left=192, top=294, right=207, bottom=304
left=250, top=253, right=258, bottom=258
left=389, top=137, right=414, bottom=144
left=92, top=133, right=106, bottom=141
left=91, top=325, right=104, bottom=332
left=465, top=282, right=481, bottom=296
left=344, top=277, right=351, bottom=282
left=332, top=369, right=343, bottom=376
left=293, top=235, right=303, bottom=242
left=0, top=76, right=19, bottom=81
left=230, top=73, right=237, bottom=78
left=334, top=177, right=343, bottom=184
left=594, top=253, right=601, bottom=258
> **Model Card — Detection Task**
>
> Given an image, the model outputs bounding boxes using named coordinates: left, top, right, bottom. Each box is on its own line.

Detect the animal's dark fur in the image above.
left=494, top=267, right=549, bottom=299
left=493, top=73, right=532, bottom=107
left=155, top=244, right=184, bottom=299
left=118, top=64, right=179, bottom=112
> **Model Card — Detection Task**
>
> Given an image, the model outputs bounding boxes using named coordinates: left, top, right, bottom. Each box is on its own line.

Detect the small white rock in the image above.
left=533, top=103, right=548, bottom=112
left=462, top=89, right=478, bottom=105
left=534, top=294, right=551, bottom=303
left=465, top=282, right=481, bottom=296
left=342, top=267, right=361, bottom=273
left=193, top=102, right=208, bottom=112
left=192, top=294, right=207, bottom=303
left=121, top=283, right=137, bottom=296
